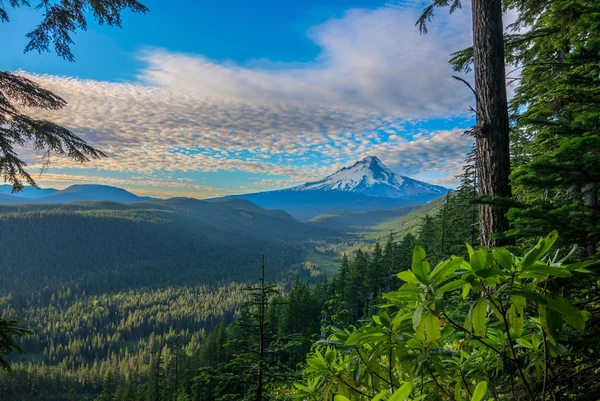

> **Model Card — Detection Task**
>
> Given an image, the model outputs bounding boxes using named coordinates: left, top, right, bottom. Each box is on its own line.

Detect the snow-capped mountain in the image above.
left=218, top=156, right=449, bottom=220
left=289, top=156, right=447, bottom=199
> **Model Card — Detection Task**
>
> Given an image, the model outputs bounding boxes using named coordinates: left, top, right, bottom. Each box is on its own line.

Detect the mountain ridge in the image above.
left=0, top=184, right=156, bottom=204
left=219, top=156, right=449, bottom=219
left=288, top=156, right=447, bottom=199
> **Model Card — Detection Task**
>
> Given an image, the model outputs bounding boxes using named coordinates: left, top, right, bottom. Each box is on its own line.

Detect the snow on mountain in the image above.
left=289, top=156, right=448, bottom=199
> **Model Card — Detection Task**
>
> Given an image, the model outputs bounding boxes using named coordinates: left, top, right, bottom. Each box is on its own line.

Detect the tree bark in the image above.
left=471, top=0, right=512, bottom=247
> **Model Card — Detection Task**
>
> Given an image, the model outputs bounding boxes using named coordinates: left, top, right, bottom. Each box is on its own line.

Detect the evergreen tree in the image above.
left=0, top=319, right=32, bottom=372
left=416, top=214, right=438, bottom=261
left=503, top=0, right=600, bottom=256
left=0, top=0, right=147, bottom=190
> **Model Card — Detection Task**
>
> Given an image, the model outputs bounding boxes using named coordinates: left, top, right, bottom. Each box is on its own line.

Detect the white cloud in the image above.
left=139, top=6, right=472, bottom=116
left=17, top=3, right=476, bottom=195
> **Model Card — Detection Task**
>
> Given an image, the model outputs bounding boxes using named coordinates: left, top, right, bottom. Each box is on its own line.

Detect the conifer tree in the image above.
left=0, top=0, right=147, bottom=190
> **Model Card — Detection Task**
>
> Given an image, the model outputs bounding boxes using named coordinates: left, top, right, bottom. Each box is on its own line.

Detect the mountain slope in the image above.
left=364, top=194, right=450, bottom=241
left=221, top=156, right=449, bottom=220
left=309, top=205, right=421, bottom=231
left=0, top=184, right=155, bottom=204
left=0, top=198, right=336, bottom=296
left=289, top=156, right=447, bottom=199
left=0, top=185, right=59, bottom=197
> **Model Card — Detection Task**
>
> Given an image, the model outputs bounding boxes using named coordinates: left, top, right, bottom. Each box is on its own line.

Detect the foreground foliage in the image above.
left=296, top=232, right=598, bottom=401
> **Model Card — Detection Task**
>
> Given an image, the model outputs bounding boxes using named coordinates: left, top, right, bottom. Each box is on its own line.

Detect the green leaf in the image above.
left=544, top=295, right=585, bottom=318
left=511, top=294, right=526, bottom=309
left=353, top=361, right=361, bottom=385
left=466, top=243, right=475, bottom=260
left=564, top=260, right=597, bottom=273
left=508, top=304, right=524, bottom=338
left=437, top=279, right=466, bottom=294
left=411, top=246, right=430, bottom=284
left=431, top=257, right=464, bottom=284
left=371, top=391, right=388, bottom=401
left=471, top=381, right=488, bottom=401
left=524, top=264, right=572, bottom=278
left=384, top=283, right=421, bottom=303
left=412, top=305, right=424, bottom=329
left=516, top=338, right=534, bottom=349
left=470, top=298, right=487, bottom=337
left=470, top=249, right=491, bottom=271
left=454, top=381, right=462, bottom=401
left=493, top=248, right=513, bottom=270
left=473, top=267, right=502, bottom=278
left=397, top=271, right=420, bottom=285
left=334, top=396, right=351, bottom=401
left=522, top=231, right=559, bottom=270
left=424, top=312, right=441, bottom=343
left=539, top=305, right=563, bottom=344
left=461, top=283, right=471, bottom=299
left=389, top=382, right=412, bottom=401
left=325, top=349, right=335, bottom=365
left=379, top=312, right=392, bottom=329
left=511, top=290, right=547, bottom=305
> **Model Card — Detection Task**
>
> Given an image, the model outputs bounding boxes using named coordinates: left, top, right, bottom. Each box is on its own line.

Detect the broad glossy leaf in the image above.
left=412, top=305, right=424, bottom=329
left=516, top=338, right=534, bottom=349
left=470, top=249, right=491, bottom=271
left=437, top=279, right=466, bottom=294
left=473, top=267, right=502, bottom=278
left=564, top=260, right=597, bottom=273
left=371, top=391, right=388, bottom=401
left=424, top=312, right=441, bottom=343
left=431, top=257, right=464, bottom=284
left=511, top=294, right=526, bottom=309
left=524, top=264, right=572, bottom=278
left=411, top=246, right=430, bottom=284
left=470, top=298, right=487, bottom=337
left=521, top=231, right=559, bottom=270
left=493, top=248, right=513, bottom=270
left=471, top=381, right=488, bottom=401
left=325, top=349, right=335, bottom=365
left=511, top=290, right=547, bottom=305
left=379, top=312, right=392, bottom=329
left=539, top=305, right=563, bottom=344
left=563, top=314, right=586, bottom=332
left=544, top=295, right=584, bottom=318
left=334, top=395, right=351, bottom=401
left=461, top=282, right=471, bottom=299
left=389, top=382, right=412, bottom=401
left=397, top=271, right=421, bottom=285
left=384, top=283, right=421, bottom=303
left=508, top=304, right=524, bottom=338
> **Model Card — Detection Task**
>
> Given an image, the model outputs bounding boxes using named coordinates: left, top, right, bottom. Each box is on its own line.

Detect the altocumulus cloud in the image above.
left=20, top=4, right=475, bottom=195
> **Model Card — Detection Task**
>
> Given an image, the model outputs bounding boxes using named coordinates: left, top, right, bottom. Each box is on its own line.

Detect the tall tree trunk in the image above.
left=472, top=0, right=512, bottom=247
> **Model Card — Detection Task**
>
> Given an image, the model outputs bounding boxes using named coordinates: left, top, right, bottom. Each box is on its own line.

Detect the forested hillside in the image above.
left=0, top=198, right=337, bottom=296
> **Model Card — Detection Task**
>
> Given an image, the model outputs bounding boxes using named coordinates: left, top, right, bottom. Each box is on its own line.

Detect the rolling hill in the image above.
left=0, top=184, right=155, bottom=204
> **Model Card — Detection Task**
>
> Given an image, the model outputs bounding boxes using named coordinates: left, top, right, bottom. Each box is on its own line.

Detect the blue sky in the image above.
left=3, top=0, right=476, bottom=198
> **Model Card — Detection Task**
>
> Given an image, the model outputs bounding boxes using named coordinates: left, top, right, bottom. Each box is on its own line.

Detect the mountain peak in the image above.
left=289, top=156, right=448, bottom=199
